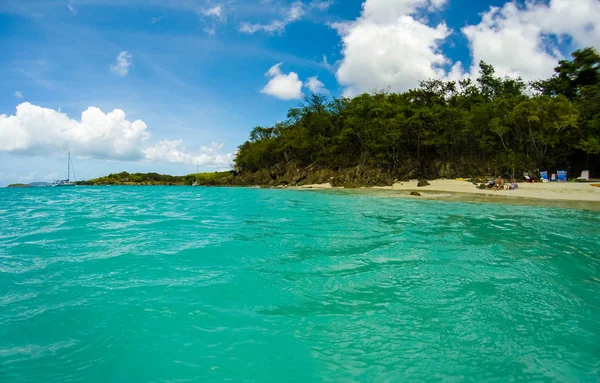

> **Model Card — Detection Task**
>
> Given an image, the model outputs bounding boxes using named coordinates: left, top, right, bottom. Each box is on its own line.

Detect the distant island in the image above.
left=4, top=169, right=326, bottom=188
left=7, top=182, right=53, bottom=188
left=7, top=172, right=232, bottom=188
left=81, top=171, right=232, bottom=186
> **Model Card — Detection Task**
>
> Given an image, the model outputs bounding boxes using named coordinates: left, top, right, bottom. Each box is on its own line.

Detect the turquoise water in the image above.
left=1, top=187, right=599, bottom=382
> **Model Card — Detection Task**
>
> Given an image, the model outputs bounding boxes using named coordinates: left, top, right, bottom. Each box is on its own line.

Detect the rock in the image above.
left=417, top=179, right=430, bottom=187
left=410, top=191, right=421, bottom=196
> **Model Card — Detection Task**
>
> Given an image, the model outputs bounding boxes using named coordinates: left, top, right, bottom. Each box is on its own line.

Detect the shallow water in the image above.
left=1, top=186, right=599, bottom=382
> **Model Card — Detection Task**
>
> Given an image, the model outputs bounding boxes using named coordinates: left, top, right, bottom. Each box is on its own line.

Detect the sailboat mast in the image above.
left=196, top=163, right=199, bottom=183
left=67, top=151, right=71, bottom=182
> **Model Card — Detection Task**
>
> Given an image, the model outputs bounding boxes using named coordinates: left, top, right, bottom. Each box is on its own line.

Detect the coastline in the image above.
left=294, top=179, right=600, bottom=211
left=5, top=179, right=600, bottom=211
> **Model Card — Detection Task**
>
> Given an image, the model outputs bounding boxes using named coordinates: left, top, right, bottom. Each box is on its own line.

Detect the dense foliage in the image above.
left=234, top=48, right=600, bottom=186
left=83, top=171, right=231, bottom=186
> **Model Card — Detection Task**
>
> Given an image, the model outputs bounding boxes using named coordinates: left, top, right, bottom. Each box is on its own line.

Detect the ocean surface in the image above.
left=1, top=186, right=599, bottom=382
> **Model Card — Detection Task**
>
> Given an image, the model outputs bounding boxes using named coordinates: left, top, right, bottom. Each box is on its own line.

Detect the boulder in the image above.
left=417, top=179, right=430, bottom=187
left=410, top=191, right=421, bottom=196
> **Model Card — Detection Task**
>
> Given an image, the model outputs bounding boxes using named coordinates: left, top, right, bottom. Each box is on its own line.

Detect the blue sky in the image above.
left=0, top=0, right=598, bottom=186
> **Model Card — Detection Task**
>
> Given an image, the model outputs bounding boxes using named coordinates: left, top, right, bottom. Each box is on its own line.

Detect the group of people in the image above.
left=486, top=176, right=518, bottom=191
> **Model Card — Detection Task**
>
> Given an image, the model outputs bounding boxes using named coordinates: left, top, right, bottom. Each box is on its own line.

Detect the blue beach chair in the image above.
left=540, top=171, right=549, bottom=182
left=557, top=170, right=567, bottom=182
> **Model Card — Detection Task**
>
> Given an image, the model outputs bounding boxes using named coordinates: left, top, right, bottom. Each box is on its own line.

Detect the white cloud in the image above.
left=0, top=103, right=232, bottom=168
left=202, top=5, right=225, bottom=22
left=310, top=0, right=335, bottom=11
left=203, top=5, right=222, bottom=17
left=463, top=0, right=600, bottom=82
left=428, top=0, right=446, bottom=12
left=151, top=16, right=162, bottom=24
left=67, top=3, right=77, bottom=15
left=462, top=4, right=556, bottom=81
left=239, top=1, right=304, bottom=34
left=240, top=20, right=286, bottom=34
left=0, top=103, right=149, bottom=160
left=333, top=0, right=458, bottom=96
left=261, top=63, right=304, bottom=100
left=287, top=1, right=304, bottom=21
left=201, top=4, right=226, bottom=35
left=305, top=76, right=327, bottom=93
left=110, top=51, right=133, bottom=77
left=333, top=0, right=600, bottom=96
left=144, top=140, right=233, bottom=167
left=359, top=0, right=446, bottom=24
left=529, top=0, right=600, bottom=47
left=14, top=91, right=23, bottom=98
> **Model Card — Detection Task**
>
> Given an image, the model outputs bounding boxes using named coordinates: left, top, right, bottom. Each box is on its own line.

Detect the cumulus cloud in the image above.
left=0, top=103, right=232, bottom=168
left=305, top=76, right=327, bottom=93
left=239, top=1, right=304, bottom=34
left=333, top=0, right=600, bottom=96
left=333, top=0, right=461, bottom=96
left=463, top=0, right=600, bottom=81
left=14, top=91, right=23, bottom=98
left=0, top=103, right=149, bottom=160
left=144, top=140, right=233, bottom=167
left=527, top=0, right=600, bottom=47
left=110, top=51, right=133, bottom=77
left=261, top=63, right=304, bottom=100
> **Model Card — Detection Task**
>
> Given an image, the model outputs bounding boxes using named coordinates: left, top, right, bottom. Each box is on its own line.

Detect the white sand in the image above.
left=298, top=183, right=335, bottom=189
left=300, top=180, right=600, bottom=202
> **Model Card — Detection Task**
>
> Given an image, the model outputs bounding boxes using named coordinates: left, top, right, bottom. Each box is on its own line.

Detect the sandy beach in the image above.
left=299, top=179, right=600, bottom=205
left=388, top=179, right=600, bottom=201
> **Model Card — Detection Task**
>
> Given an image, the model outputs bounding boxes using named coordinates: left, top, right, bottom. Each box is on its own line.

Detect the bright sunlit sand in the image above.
left=301, top=179, right=600, bottom=202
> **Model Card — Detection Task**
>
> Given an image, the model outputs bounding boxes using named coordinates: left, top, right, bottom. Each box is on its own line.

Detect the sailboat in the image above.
left=192, top=162, right=199, bottom=186
left=51, top=151, right=76, bottom=187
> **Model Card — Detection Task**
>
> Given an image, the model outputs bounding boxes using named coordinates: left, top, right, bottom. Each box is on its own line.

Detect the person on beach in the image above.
left=508, top=179, right=518, bottom=190
left=486, top=179, right=495, bottom=189
left=493, top=176, right=504, bottom=191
